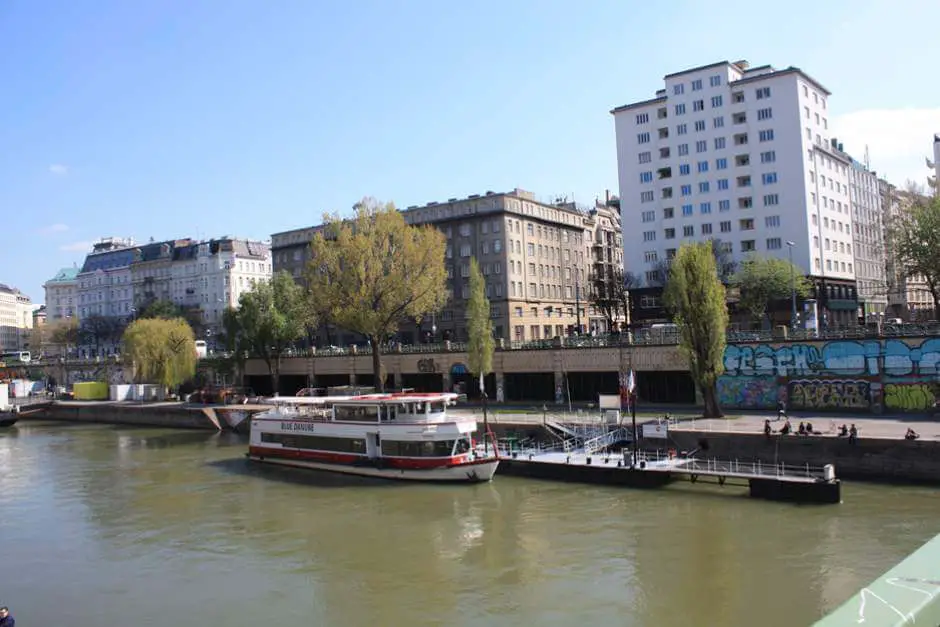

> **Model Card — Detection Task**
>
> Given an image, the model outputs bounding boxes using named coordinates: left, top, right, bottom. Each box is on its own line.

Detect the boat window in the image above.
left=260, top=432, right=366, bottom=454
left=334, top=405, right=380, bottom=422
left=429, top=402, right=446, bottom=413
left=453, top=438, right=471, bottom=455
left=381, top=440, right=455, bottom=457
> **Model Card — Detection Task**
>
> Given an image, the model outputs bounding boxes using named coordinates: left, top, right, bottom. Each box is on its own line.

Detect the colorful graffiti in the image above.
left=719, top=338, right=940, bottom=413
left=787, top=379, right=870, bottom=411
left=883, top=382, right=938, bottom=412
left=716, top=376, right=781, bottom=409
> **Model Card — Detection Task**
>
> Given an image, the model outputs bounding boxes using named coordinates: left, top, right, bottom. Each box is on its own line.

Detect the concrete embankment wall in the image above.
left=667, top=430, right=940, bottom=484
left=34, top=403, right=220, bottom=430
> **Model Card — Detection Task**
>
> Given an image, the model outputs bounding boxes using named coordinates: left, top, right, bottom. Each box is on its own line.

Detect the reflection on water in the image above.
left=0, top=421, right=937, bottom=627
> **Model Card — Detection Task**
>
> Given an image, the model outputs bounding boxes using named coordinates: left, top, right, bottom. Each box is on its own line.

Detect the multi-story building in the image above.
left=612, top=59, right=859, bottom=326
left=883, top=182, right=936, bottom=320
left=0, top=284, right=33, bottom=353
left=928, top=134, right=939, bottom=194
left=846, top=152, right=887, bottom=317
left=270, top=225, right=326, bottom=285
left=43, top=267, right=79, bottom=321
left=272, top=189, right=624, bottom=345
left=76, top=237, right=138, bottom=323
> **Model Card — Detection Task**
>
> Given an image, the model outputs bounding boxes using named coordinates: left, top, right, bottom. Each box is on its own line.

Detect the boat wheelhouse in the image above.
left=247, top=392, right=499, bottom=482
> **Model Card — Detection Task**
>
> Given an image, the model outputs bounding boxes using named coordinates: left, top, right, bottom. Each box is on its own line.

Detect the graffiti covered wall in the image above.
left=717, top=338, right=940, bottom=413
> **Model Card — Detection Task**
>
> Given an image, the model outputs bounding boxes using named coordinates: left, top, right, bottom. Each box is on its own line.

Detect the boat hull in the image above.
left=247, top=453, right=499, bottom=483
left=0, top=416, right=17, bottom=428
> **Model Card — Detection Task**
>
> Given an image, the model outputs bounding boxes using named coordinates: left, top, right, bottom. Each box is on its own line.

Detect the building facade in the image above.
left=43, top=267, right=79, bottom=321
left=846, top=154, right=887, bottom=316
left=883, top=182, right=936, bottom=320
left=612, top=59, right=858, bottom=325
left=271, top=189, right=624, bottom=345
left=0, top=284, right=33, bottom=353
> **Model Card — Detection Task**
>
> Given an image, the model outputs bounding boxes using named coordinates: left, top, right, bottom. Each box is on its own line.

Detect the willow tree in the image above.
left=229, top=271, right=311, bottom=395
left=663, top=242, right=728, bottom=418
left=123, top=317, right=197, bottom=392
left=890, top=192, right=940, bottom=320
left=305, top=199, right=448, bottom=391
left=467, top=258, right=494, bottom=393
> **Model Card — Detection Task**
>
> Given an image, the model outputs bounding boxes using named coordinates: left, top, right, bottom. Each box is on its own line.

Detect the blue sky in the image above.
left=2, top=0, right=938, bottom=304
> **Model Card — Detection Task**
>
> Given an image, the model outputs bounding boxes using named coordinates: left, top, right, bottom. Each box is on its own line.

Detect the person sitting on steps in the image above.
left=798, top=421, right=807, bottom=435
left=838, top=424, right=849, bottom=437
left=805, top=421, right=814, bottom=435
left=905, top=427, right=920, bottom=440
left=779, top=419, right=792, bottom=436
left=764, top=419, right=773, bottom=437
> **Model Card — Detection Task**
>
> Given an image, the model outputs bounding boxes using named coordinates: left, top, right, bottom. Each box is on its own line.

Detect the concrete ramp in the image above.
left=200, top=408, right=223, bottom=431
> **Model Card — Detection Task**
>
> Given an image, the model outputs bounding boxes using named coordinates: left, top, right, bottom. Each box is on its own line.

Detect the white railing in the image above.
left=638, top=450, right=833, bottom=481
left=584, top=427, right=630, bottom=455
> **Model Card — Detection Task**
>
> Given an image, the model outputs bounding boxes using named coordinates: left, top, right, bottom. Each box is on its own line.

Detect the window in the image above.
left=739, top=218, right=755, bottom=230
left=739, top=197, right=753, bottom=209
left=716, top=158, right=728, bottom=170
left=640, top=191, right=654, bottom=202
left=700, top=202, right=712, bottom=214
left=636, top=113, right=649, bottom=124
left=661, top=187, right=672, bottom=198
left=664, top=228, right=675, bottom=239
left=697, top=161, right=709, bottom=173
left=711, top=95, right=723, bottom=107
left=732, top=91, right=744, bottom=103
left=741, top=240, right=756, bottom=252
left=640, top=171, right=654, bottom=183
left=756, top=87, right=771, bottom=99
left=683, top=225, right=694, bottom=237
left=641, top=210, right=656, bottom=222
left=760, top=150, right=776, bottom=163
left=696, top=140, right=707, bottom=152
left=762, top=172, right=778, bottom=185
left=638, top=132, right=650, bottom=144
left=718, top=199, right=730, bottom=212
left=699, top=182, right=710, bottom=193
left=663, top=207, right=674, bottom=219
left=701, top=223, right=713, bottom=234
left=674, top=103, right=686, bottom=115
left=692, top=79, right=703, bottom=91
left=677, top=123, right=688, bottom=135
left=717, top=178, right=729, bottom=190
left=643, top=231, right=656, bottom=241
left=679, top=164, right=690, bottom=175
left=734, top=133, right=748, bottom=145
left=720, top=221, right=731, bottom=233
left=713, top=116, right=724, bottom=128
left=758, top=129, right=775, bottom=142
left=682, top=204, right=693, bottom=216
left=678, top=143, right=689, bottom=156
left=763, top=193, right=779, bottom=206
left=737, top=175, right=751, bottom=187
left=735, top=154, right=750, bottom=166
left=674, top=84, right=684, bottom=95
left=765, top=215, right=780, bottom=228
left=714, top=137, right=726, bottom=150
left=766, top=237, right=782, bottom=250
left=658, top=127, right=669, bottom=139
left=710, top=75, right=721, bottom=87
left=757, top=108, right=772, bottom=120
left=659, top=147, right=671, bottom=159
left=694, top=120, right=706, bottom=132
left=681, top=185, right=692, bottom=196
left=693, top=99, right=704, bottom=111
left=644, top=250, right=658, bottom=263
left=638, top=151, right=652, bottom=164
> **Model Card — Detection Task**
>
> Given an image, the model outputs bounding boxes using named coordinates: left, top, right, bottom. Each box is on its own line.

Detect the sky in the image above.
left=2, top=0, right=938, bottom=304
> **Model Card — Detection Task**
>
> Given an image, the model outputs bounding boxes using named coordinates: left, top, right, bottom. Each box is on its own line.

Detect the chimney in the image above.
left=605, top=189, right=610, bottom=204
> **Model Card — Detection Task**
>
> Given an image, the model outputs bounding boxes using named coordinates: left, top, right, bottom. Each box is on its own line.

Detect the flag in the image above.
left=626, top=369, right=636, bottom=394
left=619, top=369, right=636, bottom=410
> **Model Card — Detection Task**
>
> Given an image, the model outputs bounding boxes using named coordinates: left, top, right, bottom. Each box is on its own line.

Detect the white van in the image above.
left=194, top=340, right=208, bottom=359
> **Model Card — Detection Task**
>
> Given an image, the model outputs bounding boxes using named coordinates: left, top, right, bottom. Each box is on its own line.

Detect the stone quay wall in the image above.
left=667, top=430, right=940, bottom=485
left=34, top=403, right=220, bottom=430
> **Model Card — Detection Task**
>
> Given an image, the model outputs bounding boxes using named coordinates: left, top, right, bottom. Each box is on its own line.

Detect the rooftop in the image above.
left=45, top=267, right=80, bottom=284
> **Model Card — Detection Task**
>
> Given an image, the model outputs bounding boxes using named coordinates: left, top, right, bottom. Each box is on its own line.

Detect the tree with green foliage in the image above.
left=80, top=314, right=121, bottom=356
left=123, top=317, right=197, bottom=391
left=227, top=271, right=310, bottom=395
left=890, top=192, right=940, bottom=320
left=732, top=255, right=812, bottom=326
left=137, top=299, right=184, bottom=320
left=663, top=242, right=729, bottom=418
left=305, top=198, right=448, bottom=392
left=467, top=258, right=494, bottom=394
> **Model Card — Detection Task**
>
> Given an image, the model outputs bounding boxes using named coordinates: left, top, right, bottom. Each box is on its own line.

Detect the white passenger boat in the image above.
left=247, top=392, right=499, bottom=482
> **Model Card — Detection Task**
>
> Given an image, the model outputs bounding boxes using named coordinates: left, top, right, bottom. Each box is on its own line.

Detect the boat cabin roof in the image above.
left=262, top=396, right=356, bottom=406
left=334, top=392, right=459, bottom=406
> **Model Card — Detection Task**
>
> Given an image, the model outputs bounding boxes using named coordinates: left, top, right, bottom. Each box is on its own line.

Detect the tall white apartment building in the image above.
left=846, top=155, right=887, bottom=316
left=612, top=59, right=859, bottom=325
left=0, top=284, right=34, bottom=352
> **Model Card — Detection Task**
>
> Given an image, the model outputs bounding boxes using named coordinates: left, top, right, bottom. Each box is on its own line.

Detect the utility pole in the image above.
left=787, top=241, right=797, bottom=329
left=575, top=268, right=582, bottom=334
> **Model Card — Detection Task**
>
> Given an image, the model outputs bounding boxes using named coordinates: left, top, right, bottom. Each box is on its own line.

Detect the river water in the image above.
left=0, top=421, right=937, bottom=627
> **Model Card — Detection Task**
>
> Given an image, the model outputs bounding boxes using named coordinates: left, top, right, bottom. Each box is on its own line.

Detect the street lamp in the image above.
left=786, top=241, right=797, bottom=329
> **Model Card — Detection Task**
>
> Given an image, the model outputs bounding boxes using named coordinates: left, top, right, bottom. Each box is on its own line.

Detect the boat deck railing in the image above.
left=637, top=449, right=835, bottom=482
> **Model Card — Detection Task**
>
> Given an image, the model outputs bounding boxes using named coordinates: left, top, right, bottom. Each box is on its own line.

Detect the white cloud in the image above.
left=49, top=164, right=69, bottom=175
left=59, top=241, right=93, bottom=253
left=40, top=223, right=69, bottom=235
left=831, top=108, right=939, bottom=187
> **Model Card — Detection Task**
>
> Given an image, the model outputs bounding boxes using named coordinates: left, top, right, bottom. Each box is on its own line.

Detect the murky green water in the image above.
left=0, top=421, right=937, bottom=626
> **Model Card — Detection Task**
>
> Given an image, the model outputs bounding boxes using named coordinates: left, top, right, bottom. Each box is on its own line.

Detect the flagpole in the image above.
left=481, top=372, right=489, bottom=456
left=631, top=382, right=638, bottom=467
